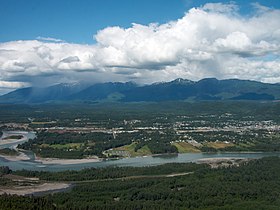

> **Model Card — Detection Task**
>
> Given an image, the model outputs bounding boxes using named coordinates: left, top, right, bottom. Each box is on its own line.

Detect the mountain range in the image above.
left=1, top=78, right=280, bottom=104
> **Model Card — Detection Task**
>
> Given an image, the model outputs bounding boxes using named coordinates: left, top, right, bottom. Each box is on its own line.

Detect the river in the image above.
left=1, top=131, right=280, bottom=172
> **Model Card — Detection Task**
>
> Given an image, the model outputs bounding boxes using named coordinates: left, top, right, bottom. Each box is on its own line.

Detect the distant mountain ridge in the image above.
left=1, top=78, right=280, bottom=103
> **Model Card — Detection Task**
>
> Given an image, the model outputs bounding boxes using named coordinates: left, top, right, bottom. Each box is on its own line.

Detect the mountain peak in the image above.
left=170, top=78, right=194, bottom=84
left=52, top=82, right=82, bottom=88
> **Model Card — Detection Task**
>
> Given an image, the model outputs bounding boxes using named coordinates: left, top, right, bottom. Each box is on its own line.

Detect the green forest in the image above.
left=1, top=157, right=280, bottom=209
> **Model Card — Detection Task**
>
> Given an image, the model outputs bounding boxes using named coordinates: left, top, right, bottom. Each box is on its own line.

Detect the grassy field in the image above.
left=172, top=142, right=201, bottom=153
left=110, top=142, right=152, bottom=157
left=204, top=141, right=235, bottom=149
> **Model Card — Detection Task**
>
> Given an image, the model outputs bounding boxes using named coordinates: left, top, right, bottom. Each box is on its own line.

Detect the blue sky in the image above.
left=0, top=0, right=187, bottom=43
left=1, top=0, right=279, bottom=44
left=0, top=0, right=280, bottom=94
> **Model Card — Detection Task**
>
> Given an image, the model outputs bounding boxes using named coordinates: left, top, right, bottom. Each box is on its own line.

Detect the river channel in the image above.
left=1, top=131, right=280, bottom=172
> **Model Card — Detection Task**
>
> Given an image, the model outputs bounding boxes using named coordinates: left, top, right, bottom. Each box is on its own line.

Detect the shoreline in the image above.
left=0, top=152, right=30, bottom=161
left=196, top=157, right=251, bottom=168
left=35, top=156, right=102, bottom=165
left=0, top=183, right=71, bottom=196
left=196, top=157, right=247, bottom=162
left=0, top=137, right=28, bottom=146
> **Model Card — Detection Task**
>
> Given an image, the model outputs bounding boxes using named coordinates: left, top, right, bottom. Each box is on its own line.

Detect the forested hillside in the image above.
left=1, top=157, right=280, bottom=209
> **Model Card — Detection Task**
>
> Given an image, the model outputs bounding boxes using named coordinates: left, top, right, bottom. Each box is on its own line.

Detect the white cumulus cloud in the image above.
left=0, top=2, right=280, bottom=94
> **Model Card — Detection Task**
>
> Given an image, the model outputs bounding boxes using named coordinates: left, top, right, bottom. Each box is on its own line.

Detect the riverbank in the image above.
left=0, top=151, right=102, bottom=165
left=197, top=157, right=250, bottom=168
left=0, top=183, right=71, bottom=196
left=0, top=151, right=30, bottom=161
left=35, top=156, right=102, bottom=165
left=0, top=137, right=28, bottom=146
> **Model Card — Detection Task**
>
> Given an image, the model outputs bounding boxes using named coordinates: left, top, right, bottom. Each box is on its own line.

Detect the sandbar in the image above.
left=35, top=156, right=101, bottom=165
left=0, top=183, right=70, bottom=196
left=0, top=152, right=30, bottom=161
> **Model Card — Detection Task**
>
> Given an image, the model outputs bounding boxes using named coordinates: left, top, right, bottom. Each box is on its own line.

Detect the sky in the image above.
left=0, top=0, right=280, bottom=94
